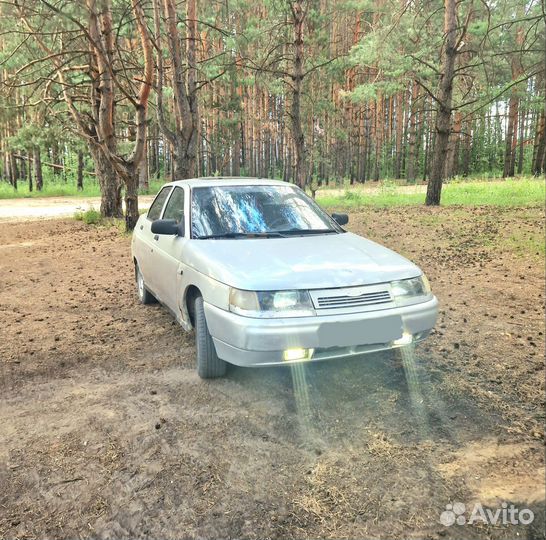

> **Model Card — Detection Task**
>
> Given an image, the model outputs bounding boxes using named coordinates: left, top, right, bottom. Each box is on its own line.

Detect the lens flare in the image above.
left=289, top=362, right=314, bottom=438
left=399, top=343, right=429, bottom=439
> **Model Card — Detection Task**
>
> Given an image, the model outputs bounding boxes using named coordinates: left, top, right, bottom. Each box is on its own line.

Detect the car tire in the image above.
left=135, top=263, right=157, bottom=305
left=194, top=295, right=226, bottom=378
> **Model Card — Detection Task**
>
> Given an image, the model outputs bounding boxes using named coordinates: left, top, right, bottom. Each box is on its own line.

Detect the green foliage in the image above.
left=345, top=0, right=544, bottom=123
left=0, top=0, right=542, bottom=199
left=345, top=84, right=377, bottom=102
left=342, top=189, right=360, bottom=200
left=74, top=207, right=101, bottom=225
left=378, top=179, right=398, bottom=196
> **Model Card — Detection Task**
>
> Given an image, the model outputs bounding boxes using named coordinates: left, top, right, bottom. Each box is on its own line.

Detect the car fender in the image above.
left=178, top=263, right=230, bottom=329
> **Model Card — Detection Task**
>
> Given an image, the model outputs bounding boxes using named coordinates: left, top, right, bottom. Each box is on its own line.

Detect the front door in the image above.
left=151, top=186, right=188, bottom=314
left=137, top=185, right=172, bottom=292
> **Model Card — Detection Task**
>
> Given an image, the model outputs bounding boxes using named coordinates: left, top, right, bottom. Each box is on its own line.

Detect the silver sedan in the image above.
left=131, top=178, right=438, bottom=378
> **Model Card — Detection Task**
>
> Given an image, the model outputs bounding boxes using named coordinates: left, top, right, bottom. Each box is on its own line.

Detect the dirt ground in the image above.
left=0, top=205, right=544, bottom=539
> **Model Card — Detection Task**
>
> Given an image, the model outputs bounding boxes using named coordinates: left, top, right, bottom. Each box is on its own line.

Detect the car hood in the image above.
left=184, top=232, right=422, bottom=290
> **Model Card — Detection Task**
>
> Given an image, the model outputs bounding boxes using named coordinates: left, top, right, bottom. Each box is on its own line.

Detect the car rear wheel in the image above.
left=194, top=295, right=226, bottom=378
left=135, top=263, right=156, bottom=305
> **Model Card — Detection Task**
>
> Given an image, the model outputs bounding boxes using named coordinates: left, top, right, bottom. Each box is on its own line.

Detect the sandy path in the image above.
left=0, top=195, right=155, bottom=222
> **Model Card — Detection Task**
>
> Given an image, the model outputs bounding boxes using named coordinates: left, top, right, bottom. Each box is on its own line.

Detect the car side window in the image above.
left=147, top=187, right=171, bottom=221
left=162, top=187, right=185, bottom=224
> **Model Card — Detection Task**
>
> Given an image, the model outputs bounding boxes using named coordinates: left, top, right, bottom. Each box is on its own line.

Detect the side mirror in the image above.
left=332, top=213, right=349, bottom=226
left=151, top=219, right=184, bottom=236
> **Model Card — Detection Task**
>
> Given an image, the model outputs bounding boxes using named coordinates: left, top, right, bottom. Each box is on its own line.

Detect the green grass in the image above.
left=0, top=179, right=165, bottom=199
left=74, top=207, right=102, bottom=224
left=0, top=181, right=101, bottom=198
left=73, top=209, right=130, bottom=235
left=317, top=178, right=545, bottom=208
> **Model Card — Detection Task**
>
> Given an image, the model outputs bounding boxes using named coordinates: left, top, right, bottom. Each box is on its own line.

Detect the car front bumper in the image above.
left=204, top=296, right=439, bottom=367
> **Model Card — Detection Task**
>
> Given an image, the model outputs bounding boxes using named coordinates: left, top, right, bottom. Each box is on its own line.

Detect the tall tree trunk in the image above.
left=445, top=111, right=462, bottom=178
left=91, top=145, right=122, bottom=216
left=373, top=92, right=384, bottom=181
left=406, top=82, right=419, bottom=183
left=289, top=1, right=308, bottom=189
left=425, top=0, right=458, bottom=206
left=92, top=0, right=116, bottom=169
left=87, top=0, right=152, bottom=230
left=19, top=0, right=123, bottom=215
left=19, top=154, right=26, bottom=180
left=156, top=0, right=199, bottom=179
left=532, top=110, right=545, bottom=176
left=423, top=96, right=433, bottom=181
left=33, top=146, right=43, bottom=191
left=149, top=127, right=158, bottom=179
left=139, top=144, right=149, bottom=191
left=531, top=68, right=546, bottom=176
left=27, top=151, right=33, bottom=192
left=461, top=117, right=473, bottom=177
left=394, top=91, right=404, bottom=179
left=503, top=23, right=524, bottom=178
left=503, top=94, right=519, bottom=177
left=232, top=125, right=241, bottom=176
left=516, top=107, right=525, bottom=175
left=186, top=0, right=199, bottom=178
left=51, top=143, right=61, bottom=177
left=228, top=70, right=240, bottom=175
left=124, top=165, right=140, bottom=232
left=77, top=150, right=84, bottom=190
left=88, top=0, right=123, bottom=217
left=121, top=0, right=154, bottom=230
left=9, top=153, right=18, bottom=190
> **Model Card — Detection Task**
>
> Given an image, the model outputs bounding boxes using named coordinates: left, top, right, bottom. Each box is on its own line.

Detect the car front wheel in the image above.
left=135, top=263, right=156, bottom=305
left=194, top=296, right=226, bottom=378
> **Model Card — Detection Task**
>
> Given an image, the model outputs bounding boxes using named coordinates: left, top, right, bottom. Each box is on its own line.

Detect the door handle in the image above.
left=153, top=235, right=159, bottom=241
left=140, top=225, right=143, bottom=230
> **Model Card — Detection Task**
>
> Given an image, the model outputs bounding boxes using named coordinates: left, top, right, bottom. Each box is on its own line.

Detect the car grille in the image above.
left=314, top=289, right=391, bottom=309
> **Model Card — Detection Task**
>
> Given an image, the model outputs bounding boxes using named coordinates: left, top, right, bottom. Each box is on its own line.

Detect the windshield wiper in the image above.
left=195, top=231, right=287, bottom=239
left=274, top=228, right=338, bottom=236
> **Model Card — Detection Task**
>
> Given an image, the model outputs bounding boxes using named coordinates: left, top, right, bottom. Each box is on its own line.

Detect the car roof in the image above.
left=164, top=177, right=294, bottom=189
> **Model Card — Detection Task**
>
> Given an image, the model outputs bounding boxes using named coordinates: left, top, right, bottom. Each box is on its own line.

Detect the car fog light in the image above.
left=393, top=332, right=413, bottom=346
left=283, top=348, right=314, bottom=361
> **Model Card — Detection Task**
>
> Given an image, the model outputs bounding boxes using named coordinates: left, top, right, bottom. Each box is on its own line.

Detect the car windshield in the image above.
left=191, top=185, right=341, bottom=239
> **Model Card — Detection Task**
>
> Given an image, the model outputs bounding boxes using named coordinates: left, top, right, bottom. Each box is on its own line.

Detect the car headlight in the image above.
left=390, top=275, right=432, bottom=306
left=229, top=288, right=315, bottom=318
